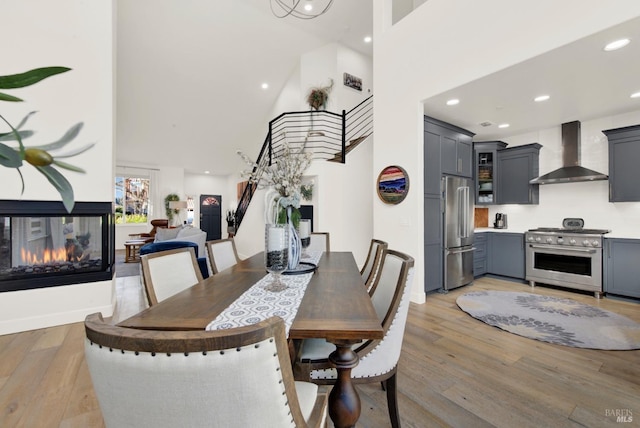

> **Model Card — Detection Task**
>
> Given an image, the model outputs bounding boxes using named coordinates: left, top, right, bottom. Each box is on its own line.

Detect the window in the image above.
left=115, top=176, right=150, bottom=224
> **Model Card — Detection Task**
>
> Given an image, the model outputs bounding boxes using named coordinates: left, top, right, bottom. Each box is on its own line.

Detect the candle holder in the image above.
left=298, top=219, right=311, bottom=259
left=264, top=224, right=289, bottom=292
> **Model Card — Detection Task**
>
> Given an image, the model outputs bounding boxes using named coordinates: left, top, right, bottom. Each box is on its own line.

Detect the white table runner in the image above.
left=205, top=251, right=323, bottom=335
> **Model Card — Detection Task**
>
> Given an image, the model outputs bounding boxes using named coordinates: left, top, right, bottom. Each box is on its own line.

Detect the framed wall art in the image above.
left=343, top=72, right=362, bottom=91
left=377, top=165, right=409, bottom=205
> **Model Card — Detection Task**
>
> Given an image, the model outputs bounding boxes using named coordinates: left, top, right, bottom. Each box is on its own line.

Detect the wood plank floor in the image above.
left=1, top=276, right=638, bottom=427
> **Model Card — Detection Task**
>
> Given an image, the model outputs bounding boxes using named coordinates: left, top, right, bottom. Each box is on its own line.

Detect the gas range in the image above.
left=526, top=228, right=610, bottom=248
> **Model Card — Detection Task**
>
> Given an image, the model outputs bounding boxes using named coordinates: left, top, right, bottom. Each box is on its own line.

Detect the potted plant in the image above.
left=306, top=78, right=334, bottom=110
left=164, top=193, right=179, bottom=223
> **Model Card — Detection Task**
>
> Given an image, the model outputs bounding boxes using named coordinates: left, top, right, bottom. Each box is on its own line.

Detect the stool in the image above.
left=124, top=240, right=147, bottom=263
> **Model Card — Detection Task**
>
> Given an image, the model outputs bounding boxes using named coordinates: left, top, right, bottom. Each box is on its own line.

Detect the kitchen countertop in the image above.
left=474, top=228, right=527, bottom=234
left=475, top=228, right=640, bottom=239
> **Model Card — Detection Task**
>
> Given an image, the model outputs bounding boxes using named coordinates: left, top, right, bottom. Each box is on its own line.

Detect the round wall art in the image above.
left=377, top=165, right=409, bottom=205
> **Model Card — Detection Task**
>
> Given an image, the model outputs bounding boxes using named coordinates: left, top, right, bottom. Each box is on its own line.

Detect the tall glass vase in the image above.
left=286, top=206, right=301, bottom=270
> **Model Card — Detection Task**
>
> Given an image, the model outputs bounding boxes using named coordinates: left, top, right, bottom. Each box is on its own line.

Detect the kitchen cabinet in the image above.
left=474, top=141, right=507, bottom=205
left=496, top=143, right=541, bottom=205
left=603, top=124, right=640, bottom=202
left=604, top=238, right=640, bottom=299
left=487, top=232, right=525, bottom=279
left=423, top=116, right=474, bottom=292
left=473, top=232, right=487, bottom=276
left=425, top=116, right=474, bottom=178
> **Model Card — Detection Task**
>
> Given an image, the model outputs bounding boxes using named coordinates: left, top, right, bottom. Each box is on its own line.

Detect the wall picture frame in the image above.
left=377, top=165, right=409, bottom=205
left=343, top=72, right=362, bottom=91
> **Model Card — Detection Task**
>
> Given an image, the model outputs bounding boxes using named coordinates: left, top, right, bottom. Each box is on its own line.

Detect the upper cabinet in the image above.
left=473, top=142, right=541, bottom=205
left=496, top=143, right=542, bottom=205
left=474, top=141, right=507, bottom=205
left=603, top=124, right=640, bottom=202
left=425, top=116, right=474, bottom=178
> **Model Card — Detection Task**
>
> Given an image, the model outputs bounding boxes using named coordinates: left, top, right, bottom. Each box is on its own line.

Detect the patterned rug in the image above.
left=456, top=290, right=640, bottom=350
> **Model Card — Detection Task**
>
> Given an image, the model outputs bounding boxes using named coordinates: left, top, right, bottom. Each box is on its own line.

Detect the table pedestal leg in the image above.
left=328, top=341, right=361, bottom=428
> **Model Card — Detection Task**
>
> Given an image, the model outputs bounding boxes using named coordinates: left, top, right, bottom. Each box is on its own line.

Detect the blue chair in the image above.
left=140, top=241, right=209, bottom=279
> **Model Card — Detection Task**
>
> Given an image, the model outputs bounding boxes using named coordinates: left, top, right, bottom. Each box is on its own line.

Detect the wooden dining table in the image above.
left=118, top=251, right=383, bottom=428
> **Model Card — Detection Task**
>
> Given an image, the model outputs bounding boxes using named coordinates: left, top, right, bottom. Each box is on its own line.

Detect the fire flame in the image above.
left=21, top=247, right=69, bottom=265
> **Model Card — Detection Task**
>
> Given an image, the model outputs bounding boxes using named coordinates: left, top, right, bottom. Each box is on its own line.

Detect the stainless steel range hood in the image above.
left=529, top=121, right=608, bottom=184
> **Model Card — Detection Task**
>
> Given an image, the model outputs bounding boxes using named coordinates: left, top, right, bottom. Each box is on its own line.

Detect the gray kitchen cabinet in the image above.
left=604, top=238, right=640, bottom=299
left=425, top=115, right=474, bottom=178
left=423, top=116, right=474, bottom=292
left=496, top=143, right=542, bottom=204
left=473, top=232, right=487, bottom=276
left=487, top=232, right=525, bottom=279
left=603, top=124, right=640, bottom=202
left=474, top=141, right=507, bottom=205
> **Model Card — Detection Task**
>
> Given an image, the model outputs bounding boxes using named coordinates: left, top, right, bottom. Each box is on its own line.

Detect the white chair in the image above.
left=308, top=232, right=330, bottom=253
left=360, top=239, right=388, bottom=294
left=294, top=249, right=415, bottom=428
left=85, top=314, right=328, bottom=428
left=140, top=247, right=204, bottom=306
left=206, top=238, right=241, bottom=274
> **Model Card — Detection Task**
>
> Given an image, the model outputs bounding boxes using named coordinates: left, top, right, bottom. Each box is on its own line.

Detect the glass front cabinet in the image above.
left=474, top=141, right=507, bottom=205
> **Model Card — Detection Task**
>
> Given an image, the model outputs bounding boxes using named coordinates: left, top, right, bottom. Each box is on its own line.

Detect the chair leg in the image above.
left=386, top=372, right=401, bottom=428
left=381, top=380, right=386, bottom=391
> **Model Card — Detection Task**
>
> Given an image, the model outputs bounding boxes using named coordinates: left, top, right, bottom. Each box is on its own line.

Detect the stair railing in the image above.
left=235, top=95, right=373, bottom=230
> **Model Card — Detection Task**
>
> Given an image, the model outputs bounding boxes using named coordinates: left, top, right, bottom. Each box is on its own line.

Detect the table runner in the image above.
left=205, top=251, right=323, bottom=335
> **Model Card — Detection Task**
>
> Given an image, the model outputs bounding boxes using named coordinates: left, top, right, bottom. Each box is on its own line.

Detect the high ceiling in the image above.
left=115, top=2, right=640, bottom=176
left=115, top=0, right=372, bottom=176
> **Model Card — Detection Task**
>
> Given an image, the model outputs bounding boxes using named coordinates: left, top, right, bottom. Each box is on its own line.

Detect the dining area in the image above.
left=85, top=234, right=415, bottom=428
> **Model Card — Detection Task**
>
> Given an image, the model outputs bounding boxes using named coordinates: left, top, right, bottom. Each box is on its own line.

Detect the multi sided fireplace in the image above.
left=0, top=200, right=115, bottom=293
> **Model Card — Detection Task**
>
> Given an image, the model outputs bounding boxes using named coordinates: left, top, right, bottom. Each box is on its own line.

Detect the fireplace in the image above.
left=0, top=200, right=115, bottom=293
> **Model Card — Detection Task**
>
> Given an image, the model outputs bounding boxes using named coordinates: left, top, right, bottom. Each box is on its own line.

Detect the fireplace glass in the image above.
left=0, top=201, right=114, bottom=293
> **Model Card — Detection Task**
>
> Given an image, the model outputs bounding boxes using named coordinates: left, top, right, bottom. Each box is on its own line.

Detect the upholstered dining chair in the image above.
left=206, top=238, right=242, bottom=274
left=308, top=232, right=330, bottom=253
left=140, top=247, right=204, bottom=306
left=84, top=314, right=328, bottom=428
left=361, top=238, right=388, bottom=294
left=293, top=249, right=415, bottom=428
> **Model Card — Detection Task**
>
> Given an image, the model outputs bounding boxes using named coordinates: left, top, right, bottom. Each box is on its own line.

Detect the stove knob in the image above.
left=527, top=236, right=535, bottom=242
left=557, top=237, right=564, bottom=244
left=536, top=237, right=542, bottom=242
left=546, top=237, right=554, bottom=244
left=569, top=239, right=576, bottom=245
left=583, top=240, right=591, bottom=246
left=592, top=240, right=600, bottom=247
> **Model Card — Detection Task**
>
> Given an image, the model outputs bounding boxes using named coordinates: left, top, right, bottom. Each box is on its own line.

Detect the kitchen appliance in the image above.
left=529, top=121, right=608, bottom=184
left=494, top=213, right=508, bottom=229
left=525, top=218, right=610, bottom=298
left=442, top=175, right=475, bottom=292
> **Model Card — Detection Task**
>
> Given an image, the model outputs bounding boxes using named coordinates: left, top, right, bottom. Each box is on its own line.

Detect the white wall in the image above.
left=0, top=0, right=116, bottom=335
left=373, top=0, right=640, bottom=302
left=487, top=109, right=640, bottom=237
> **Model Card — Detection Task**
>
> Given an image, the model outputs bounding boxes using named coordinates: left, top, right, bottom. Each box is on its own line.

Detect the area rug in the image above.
left=456, top=290, right=640, bottom=350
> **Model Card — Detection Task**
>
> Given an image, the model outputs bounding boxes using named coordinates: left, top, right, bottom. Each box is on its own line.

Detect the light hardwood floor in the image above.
left=1, top=276, right=638, bottom=427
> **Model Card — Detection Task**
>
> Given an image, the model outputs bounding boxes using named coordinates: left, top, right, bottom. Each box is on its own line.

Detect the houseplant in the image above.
left=306, top=78, right=333, bottom=110
left=164, top=193, right=180, bottom=223
left=0, top=67, right=95, bottom=212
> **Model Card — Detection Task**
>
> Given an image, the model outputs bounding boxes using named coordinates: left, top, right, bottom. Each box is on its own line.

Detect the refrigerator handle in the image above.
left=458, top=186, right=469, bottom=238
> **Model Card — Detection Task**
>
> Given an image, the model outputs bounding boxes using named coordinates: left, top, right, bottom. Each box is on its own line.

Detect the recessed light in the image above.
left=604, top=38, right=630, bottom=51
left=204, top=171, right=210, bottom=174
left=498, top=123, right=510, bottom=129
left=304, top=3, right=313, bottom=11
left=534, top=95, right=550, bottom=102
left=446, top=99, right=459, bottom=106
left=364, top=36, right=372, bottom=43
left=631, top=91, right=640, bottom=99
left=261, top=83, right=269, bottom=90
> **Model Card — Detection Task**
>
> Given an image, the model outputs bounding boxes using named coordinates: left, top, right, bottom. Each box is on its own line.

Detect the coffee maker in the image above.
left=494, top=213, right=508, bottom=229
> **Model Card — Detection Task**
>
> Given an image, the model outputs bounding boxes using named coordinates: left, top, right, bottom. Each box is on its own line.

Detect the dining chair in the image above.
left=308, top=232, right=330, bottom=253
left=140, top=246, right=204, bottom=306
left=360, top=238, right=388, bottom=294
left=293, top=249, right=415, bottom=428
left=84, top=313, right=328, bottom=428
left=206, top=238, right=241, bottom=274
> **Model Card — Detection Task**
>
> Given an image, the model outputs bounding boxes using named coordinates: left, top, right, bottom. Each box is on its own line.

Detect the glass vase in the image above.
left=264, top=223, right=289, bottom=292
left=286, top=206, right=301, bottom=270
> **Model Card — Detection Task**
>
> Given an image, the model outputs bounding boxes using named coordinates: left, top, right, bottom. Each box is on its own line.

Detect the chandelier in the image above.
left=270, top=0, right=334, bottom=20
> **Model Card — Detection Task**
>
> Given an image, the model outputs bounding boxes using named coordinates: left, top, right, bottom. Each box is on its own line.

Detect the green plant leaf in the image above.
left=36, top=165, right=75, bottom=212
left=52, top=159, right=86, bottom=173
left=31, top=122, right=83, bottom=151
left=0, top=142, right=23, bottom=167
left=53, top=142, right=95, bottom=158
left=0, top=130, right=34, bottom=142
left=0, top=92, right=23, bottom=102
left=0, top=113, right=25, bottom=155
left=0, top=67, right=71, bottom=90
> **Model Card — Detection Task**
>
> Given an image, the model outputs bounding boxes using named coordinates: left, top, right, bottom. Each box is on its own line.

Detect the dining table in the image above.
left=117, top=251, right=383, bottom=428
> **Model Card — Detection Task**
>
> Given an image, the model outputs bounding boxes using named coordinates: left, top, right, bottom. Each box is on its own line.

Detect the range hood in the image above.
left=529, top=121, right=608, bottom=184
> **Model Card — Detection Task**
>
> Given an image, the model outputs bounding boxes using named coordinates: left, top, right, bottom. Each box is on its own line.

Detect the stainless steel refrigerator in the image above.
left=442, top=175, right=474, bottom=291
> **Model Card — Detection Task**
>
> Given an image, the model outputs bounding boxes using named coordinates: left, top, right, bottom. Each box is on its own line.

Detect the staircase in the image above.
left=235, top=95, right=373, bottom=230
